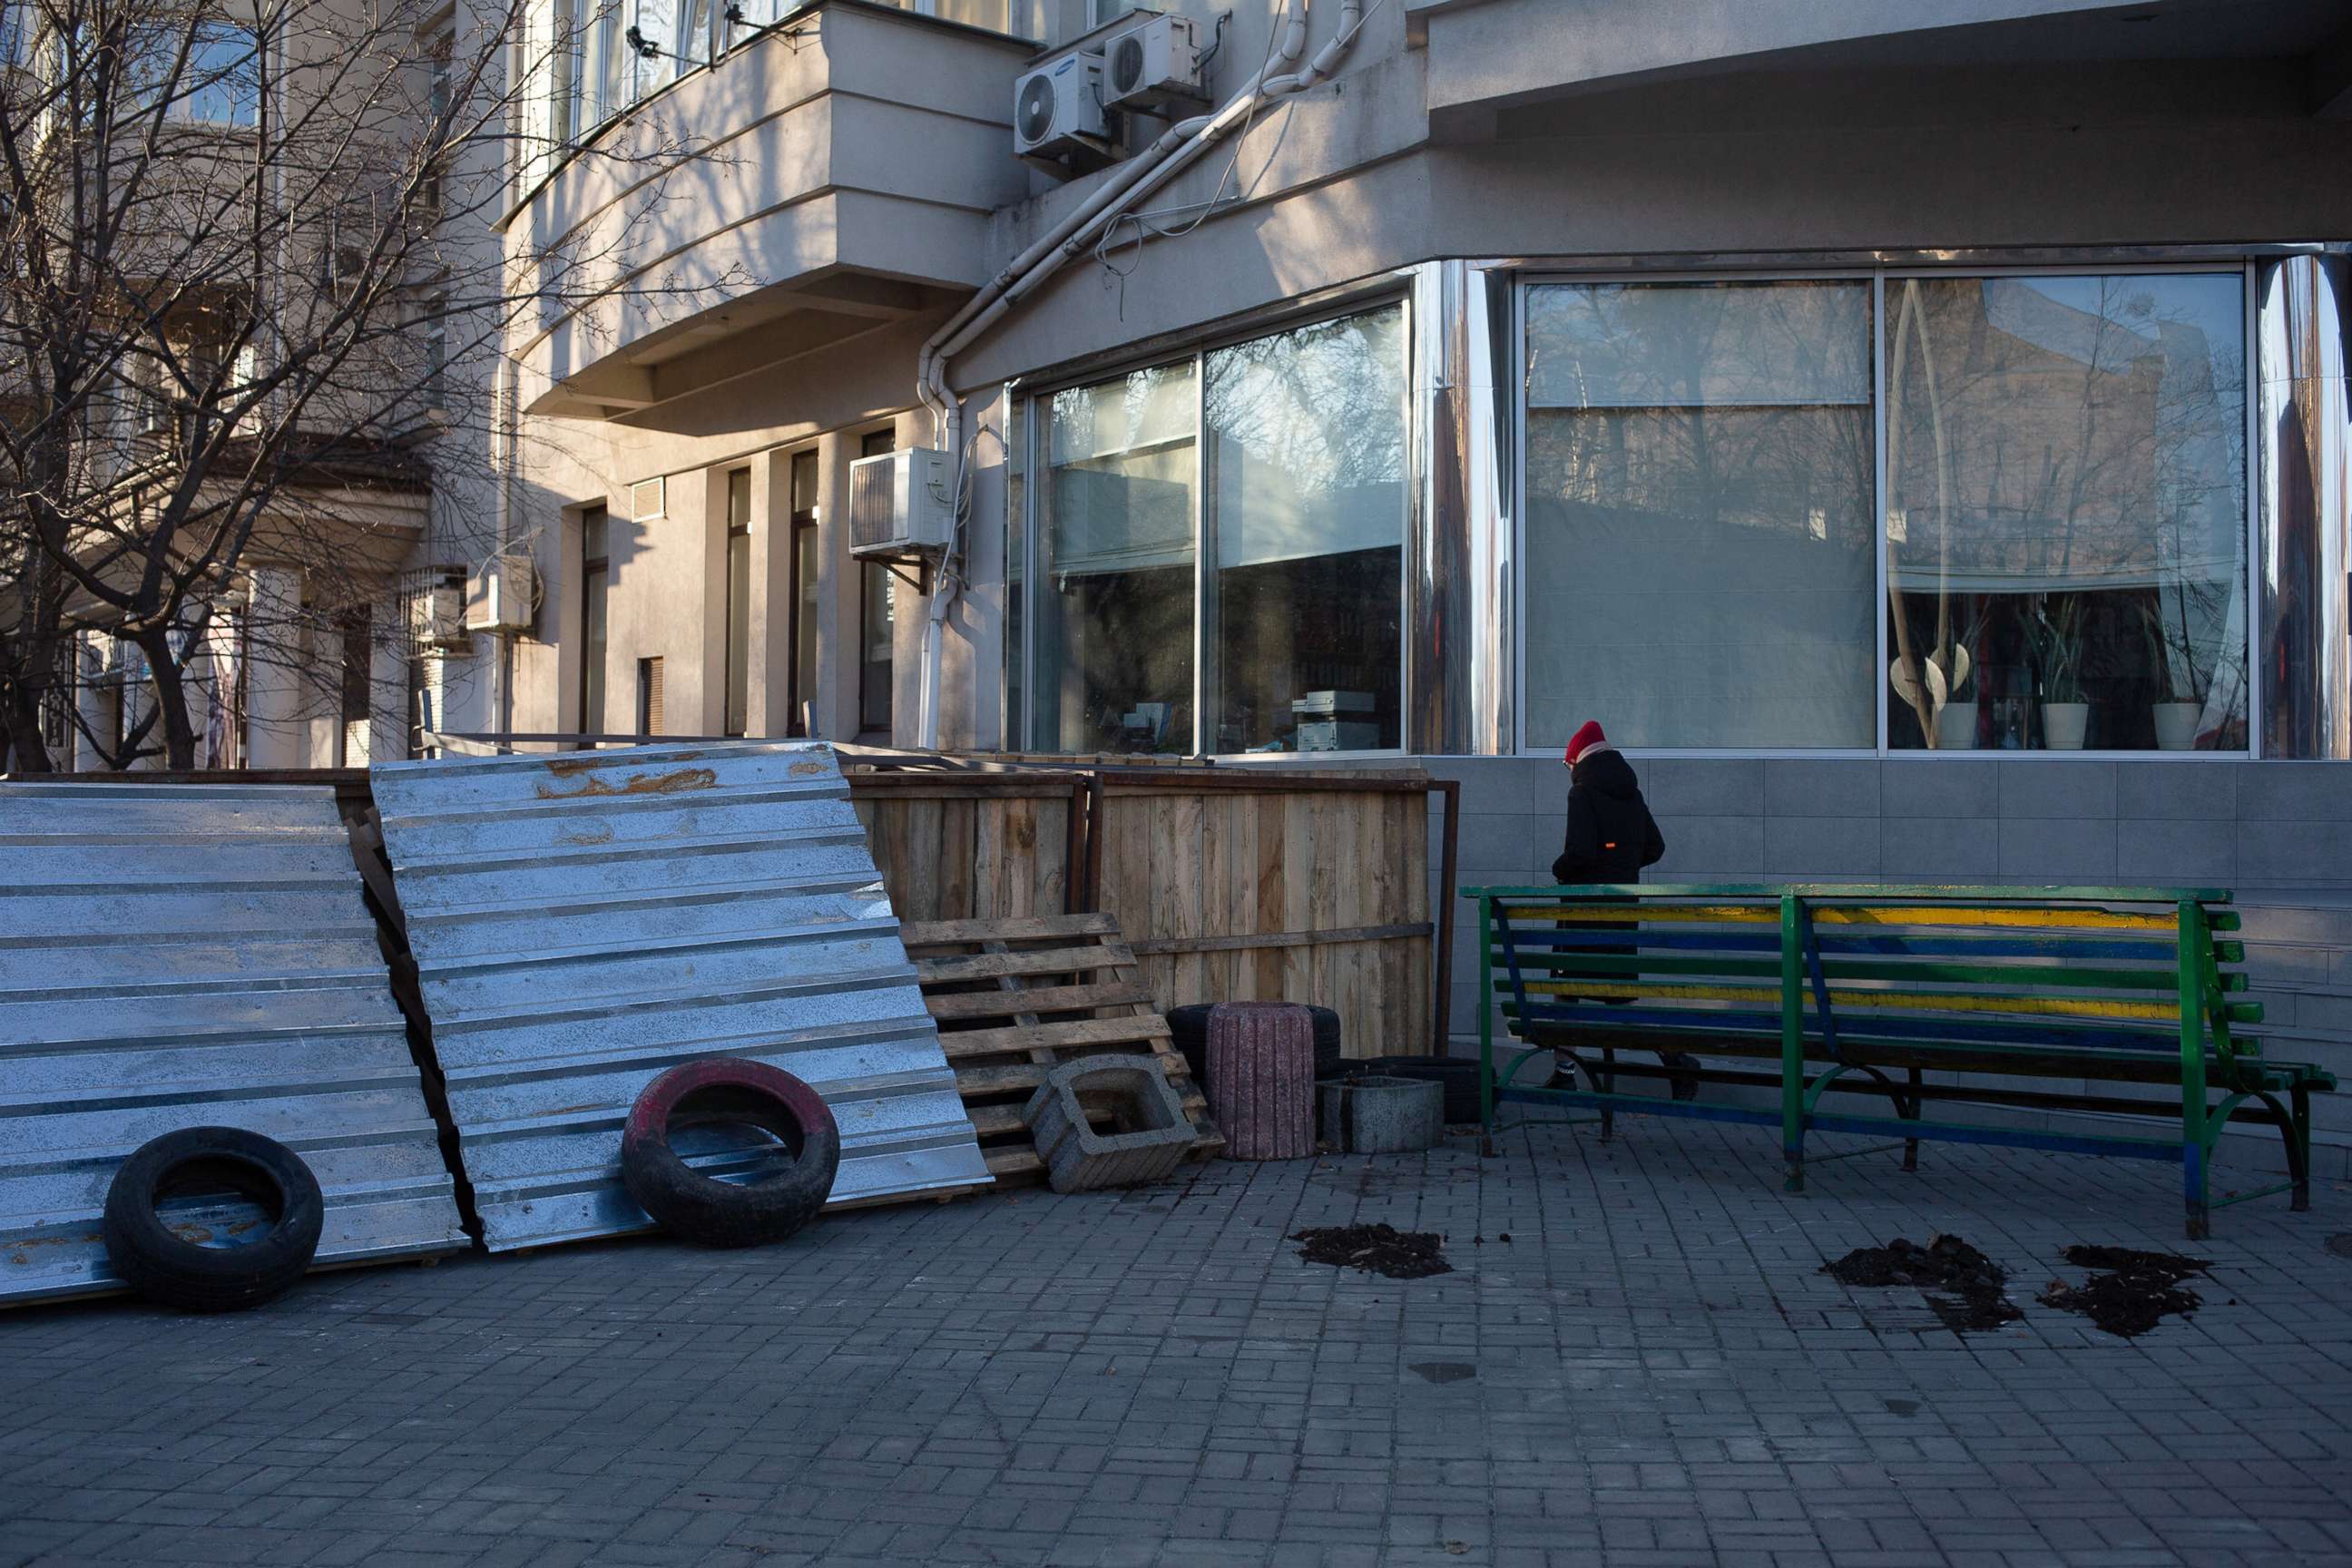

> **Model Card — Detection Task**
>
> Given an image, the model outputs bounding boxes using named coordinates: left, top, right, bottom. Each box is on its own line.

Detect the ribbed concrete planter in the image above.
left=1205, top=1003, right=1315, bottom=1160
left=1318, top=1075, right=1444, bottom=1154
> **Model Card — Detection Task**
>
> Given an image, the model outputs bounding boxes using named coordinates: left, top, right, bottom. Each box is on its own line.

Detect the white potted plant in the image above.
left=2034, top=596, right=2090, bottom=750
left=2141, top=597, right=2206, bottom=751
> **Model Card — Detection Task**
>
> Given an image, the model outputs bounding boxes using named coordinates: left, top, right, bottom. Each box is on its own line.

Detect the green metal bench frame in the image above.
left=1468, top=884, right=2337, bottom=1239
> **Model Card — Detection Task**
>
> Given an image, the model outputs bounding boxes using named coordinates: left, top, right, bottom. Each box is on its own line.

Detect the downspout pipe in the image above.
left=912, top=0, right=1366, bottom=750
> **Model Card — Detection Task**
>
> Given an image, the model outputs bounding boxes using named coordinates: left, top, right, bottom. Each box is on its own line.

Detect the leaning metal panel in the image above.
left=0, top=783, right=467, bottom=1306
left=369, top=741, right=991, bottom=1251
left=2259, top=251, right=2352, bottom=759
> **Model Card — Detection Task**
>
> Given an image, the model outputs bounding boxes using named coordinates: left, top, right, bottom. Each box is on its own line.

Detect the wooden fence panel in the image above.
left=1099, top=775, right=1433, bottom=1060
left=848, top=767, right=1441, bottom=1059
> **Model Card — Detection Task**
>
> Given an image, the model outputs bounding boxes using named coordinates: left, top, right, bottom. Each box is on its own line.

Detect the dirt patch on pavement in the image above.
left=2038, top=1246, right=2210, bottom=1338
left=1291, top=1223, right=1455, bottom=1279
left=1821, top=1234, right=2023, bottom=1332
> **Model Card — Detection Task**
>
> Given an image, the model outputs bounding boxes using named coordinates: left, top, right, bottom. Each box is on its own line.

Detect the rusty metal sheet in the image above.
left=368, top=741, right=991, bottom=1251
left=0, top=782, right=468, bottom=1306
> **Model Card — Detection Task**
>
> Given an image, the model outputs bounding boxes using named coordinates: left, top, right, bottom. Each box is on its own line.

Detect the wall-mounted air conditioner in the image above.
left=464, top=555, right=537, bottom=634
left=848, top=448, right=955, bottom=558
left=1013, top=49, right=1108, bottom=161
left=1105, top=15, right=1203, bottom=112
left=408, top=573, right=468, bottom=650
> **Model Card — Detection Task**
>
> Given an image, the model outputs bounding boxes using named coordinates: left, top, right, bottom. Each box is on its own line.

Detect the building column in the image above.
left=72, top=633, right=111, bottom=772
left=358, top=593, right=407, bottom=764
left=244, top=566, right=305, bottom=769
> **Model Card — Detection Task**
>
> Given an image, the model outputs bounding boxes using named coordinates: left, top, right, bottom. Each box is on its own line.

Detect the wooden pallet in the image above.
left=899, top=913, right=1223, bottom=1182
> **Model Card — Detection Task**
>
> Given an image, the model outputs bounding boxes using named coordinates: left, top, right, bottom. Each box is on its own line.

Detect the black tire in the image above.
left=1167, top=1004, right=1342, bottom=1088
left=1371, top=1055, right=1485, bottom=1124
left=103, top=1128, right=324, bottom=1313
left=622, top=1058, right=840, bottom=1248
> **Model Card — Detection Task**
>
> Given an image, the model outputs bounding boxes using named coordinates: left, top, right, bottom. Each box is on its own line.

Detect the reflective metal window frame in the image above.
left=1507, top=257, right=2272, bottom=760
left=1014, top=290, right=1416, bottom=759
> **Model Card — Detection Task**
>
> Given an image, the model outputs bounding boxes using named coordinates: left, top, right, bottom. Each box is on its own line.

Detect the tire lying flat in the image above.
left=103, top=1127, right=325, bottom=1313
left=622, top=1059, right=841, bottom=1248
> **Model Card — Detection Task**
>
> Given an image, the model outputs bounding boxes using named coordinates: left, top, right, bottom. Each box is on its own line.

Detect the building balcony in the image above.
left=1410, top=0, right=2352, bottom=141
left=507, top=1, right=1037, bottom=420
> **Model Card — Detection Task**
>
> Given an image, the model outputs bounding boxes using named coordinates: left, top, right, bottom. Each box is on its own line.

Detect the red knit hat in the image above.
left=1563, top=720, right=1609, bottom=767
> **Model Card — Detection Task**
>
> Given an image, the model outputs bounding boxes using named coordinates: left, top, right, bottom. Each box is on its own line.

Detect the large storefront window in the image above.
left=1034, top=359, right=1199, bottom=754
left=1026, top=304, right=1406, bottom=756
left=1205, top=308, right=1406, bottom=752
left=1885, top=273, right=2249, bottom=750
left=1524, top=281, right=1878, bottom=750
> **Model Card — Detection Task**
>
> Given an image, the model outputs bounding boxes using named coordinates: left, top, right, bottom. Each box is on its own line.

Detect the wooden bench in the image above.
left=1467, top=884, right=2337, bottom=1238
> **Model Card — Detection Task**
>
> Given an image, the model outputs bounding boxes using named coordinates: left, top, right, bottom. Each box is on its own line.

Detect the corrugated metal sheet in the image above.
left=0, top=783, right=468, bottom=1306
left=368, top=741, right=991, bottom=1251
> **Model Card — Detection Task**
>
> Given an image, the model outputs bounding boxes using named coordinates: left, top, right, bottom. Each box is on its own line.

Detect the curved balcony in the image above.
left=508, top=1, right=1035, bottom=419
left=1413, top=0, right=2352, bottom=141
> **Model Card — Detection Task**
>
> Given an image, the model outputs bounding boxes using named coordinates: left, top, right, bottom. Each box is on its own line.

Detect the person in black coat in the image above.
left=1553, top=720, right=1664, bottom=885
left=1550, top=721, right=1692, bottom=1097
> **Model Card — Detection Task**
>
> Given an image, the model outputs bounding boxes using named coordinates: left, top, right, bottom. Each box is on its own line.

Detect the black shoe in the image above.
left=1664, top=1053, right=1700, bottom=1102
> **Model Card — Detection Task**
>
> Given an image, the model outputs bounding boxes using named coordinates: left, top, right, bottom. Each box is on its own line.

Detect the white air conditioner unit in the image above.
left=848, top=448, right=955, bottom=557
left=1105, top=15, right=1202, bottom=112
left=464, top=555, right=536, bottom=634
left=1013, top=49, right=1108, bottom=160
left=409, top=575, right=467, bottom=650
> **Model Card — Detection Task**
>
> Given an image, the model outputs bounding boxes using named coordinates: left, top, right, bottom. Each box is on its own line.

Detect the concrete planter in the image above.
left=1318, top=1074, right=1444, bottom=1154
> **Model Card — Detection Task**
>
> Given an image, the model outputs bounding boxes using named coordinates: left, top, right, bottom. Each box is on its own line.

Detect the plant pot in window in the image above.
left=2043, top=702, right=2090, bottom=750
left=1936, top=701, right=1979, bottom=750
left=2152, top=701, right=2200, bottom=751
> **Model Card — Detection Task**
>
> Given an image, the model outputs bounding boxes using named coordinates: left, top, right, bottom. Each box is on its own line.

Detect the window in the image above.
left=1524, top=280, right=1878, bottom=751
left=1022, top=303, right=1409, bottom=757
left=1884, top=273, right=2249, bottom=751
left=1204, top=306, right=1406, bottom=752
left=172, top=24, right=262, bottom=128
left=858, top=429, right=896, bottom=736
left=789, top=450, right=820, bottom=737
left=1034, top=359, right=1198, bottom=753
left=723, top=467, right=751, bottom=736
left=579, top=505, right=610, bottom=732
left=637, top=656, right=665, bottom=735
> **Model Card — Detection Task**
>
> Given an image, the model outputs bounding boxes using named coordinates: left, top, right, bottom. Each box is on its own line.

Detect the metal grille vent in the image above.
left=849, top=455, right=896, bottom=550
left=1017, top=73, right=1056, bottom=144
left=1112, top=36, right=1144, bottom=96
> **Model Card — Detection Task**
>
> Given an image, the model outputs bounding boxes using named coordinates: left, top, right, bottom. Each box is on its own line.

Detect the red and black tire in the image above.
left=621, top=1059, right=840, bottom=1249
left=103, top=1127, right=325, bottom=1313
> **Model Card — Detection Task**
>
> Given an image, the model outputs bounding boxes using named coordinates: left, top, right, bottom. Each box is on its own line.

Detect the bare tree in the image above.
left=0, top=0, right=720, bottom=769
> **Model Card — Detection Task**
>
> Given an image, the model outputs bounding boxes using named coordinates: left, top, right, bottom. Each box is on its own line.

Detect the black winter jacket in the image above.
left=1552, top=749, right=1666, bottom=885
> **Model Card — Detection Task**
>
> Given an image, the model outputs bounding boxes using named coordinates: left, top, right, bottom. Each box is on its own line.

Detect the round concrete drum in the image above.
left=1205, top=1002, right=1316, bottom=1160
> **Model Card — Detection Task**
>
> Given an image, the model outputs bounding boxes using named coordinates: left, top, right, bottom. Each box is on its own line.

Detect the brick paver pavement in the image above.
left=5, top=1121, right=2351, bottom=1567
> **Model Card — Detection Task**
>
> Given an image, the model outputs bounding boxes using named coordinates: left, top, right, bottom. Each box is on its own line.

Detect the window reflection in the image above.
left=1205, top=306, right=1405, bottom=752
left=1035, top=361, right=1198, bottom=754
left=1524, top=281, right=1878, bottom=749
left=1885, top=274, right=2248, bottom=750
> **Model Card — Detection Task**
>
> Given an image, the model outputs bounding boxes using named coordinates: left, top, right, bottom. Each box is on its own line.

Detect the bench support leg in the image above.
left=2293, top=1084, right=2313, bottom=1213
left=1902, top=1068, right=1922, bottom=1173
left=1779, top=895, right=1805, bottom=1193
left=2178, top=900, right=2210, bottom=1242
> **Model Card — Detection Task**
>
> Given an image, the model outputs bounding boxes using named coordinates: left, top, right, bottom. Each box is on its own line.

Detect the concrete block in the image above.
left=2117, top=761, right=2234, bottom=820
left=1878, top=760, right=1998, bottom=819
left=1021, top=1055, right=1196, bottom=1193
left=2239, top=820, right=2352, bottom=885
left=1456, top=812, right=1545, bottom=872
left=1880, top=817, right=1999, bottom=880
left=1206, top=1003, right=1315, bottom=1160
left=1318, top=1075, right=1444, bottom=1153
left=1996, top=761, right=2116, bottom=818
left=1763, top=760, right=1879, bottom=818
left=1764, top=817, right=1881, bottom=878
left=1997, top=818, right=2118, bottom=880
left=2116, top=818, right=2236, bottom=884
